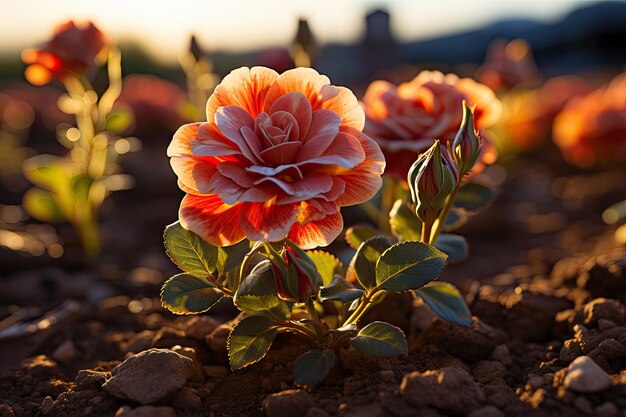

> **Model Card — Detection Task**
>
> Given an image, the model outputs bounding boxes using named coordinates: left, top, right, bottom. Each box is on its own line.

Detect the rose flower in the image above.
left=168, top=67, right=385, bottom=249
left=553, top=72, right=626, bottom=168
left=362, top=70, right=501, bottom=178
left=21, top=21, right=108, bottom=86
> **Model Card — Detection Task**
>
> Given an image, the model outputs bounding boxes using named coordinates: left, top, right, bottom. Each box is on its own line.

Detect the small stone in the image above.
left=115, top=405, right=176, bottom=417
left=123, top=331, right=155, bottom=353
left=206, top=322, right=234, bottom=353
left=467, top=406, right=505, bottom=417
left=491, top=344, right=513, bottom=367
left=581, top=298, right=625, bottom=327
left=151, top=327, right=188, bottom=349
left=181, top=316, right=219, bottom=340
left=472, top=361, right=507, bottom=384
left=400, top=367, right=484, bottom=414
left=171, top=345, right=204, bottom=382
left=527, top=376, right=544, bottom=389
left=171, top=387, right=202, bottom=410
left=39, top=397, right=54, bottom=415
left=563, top=356, right=611, bottom=393
left=75, top=370, right=110, bottom=390
left=598, top=319, right=617, bottom=331
left=573, top=396, right=593, bottom=414
left=594, top=402, right=619, bottom=417
left=262, top=389, right=313, bottom=417
left=379, top=370, right=394, bottom=382
left=305, top=408, right=331, bottom=417
left=52, top=341, right=77, bottom=363
left=103, top=348, right=193, bottom=404
left=204, top=365, right=229, bottom=379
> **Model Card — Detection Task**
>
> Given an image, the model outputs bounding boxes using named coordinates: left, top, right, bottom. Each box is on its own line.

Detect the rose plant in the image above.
left=21, top=21, right=138, bottom=256
left=161, top=67, right=494, bottom=386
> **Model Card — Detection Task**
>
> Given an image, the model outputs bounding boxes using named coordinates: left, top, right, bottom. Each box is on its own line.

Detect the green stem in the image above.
left=343, top=289, right=381, bottom=326
left=431, top=187, right=460, bottom=243
left=280, top=320, right=318, bottom=340
left=421, top=220, right=433, bottom=245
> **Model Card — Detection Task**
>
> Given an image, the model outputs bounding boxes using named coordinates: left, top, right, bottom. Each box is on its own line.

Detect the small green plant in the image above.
left=161, top=66, right=494, bottom=387
left=21, top=21, right=137, bottom=257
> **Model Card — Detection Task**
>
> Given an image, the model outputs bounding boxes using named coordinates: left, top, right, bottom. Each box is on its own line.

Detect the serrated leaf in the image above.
left=434, top=233, right=468, bottom=263
left=414, top=282, right=471, bottom=326
left=216, top=240, right=250, bottom=275
left=319, top=275, right=364, bottom=303
left=293, top=350, right=336, bottom=385
left=164, top=221, right=218, bottom=276
left=453, top=182, right=495, bottom=211
left=389, top=199, right=422, bottom=241
left=235, top=261, right=290, bottom=321
left=160, top=273, right=223, bottom=314
left=228, top=315, right=278, bottom=371
left=351, top=321, right=408, bottom=356
left=443, top=207, right=468, bottom=232
left=375, top=241, right=447, bottom=292
left=345, top=225, right=379, bottom=250
left=350, top=236, right=393, bottom=290
left=307, top=250, right=343, bottom=286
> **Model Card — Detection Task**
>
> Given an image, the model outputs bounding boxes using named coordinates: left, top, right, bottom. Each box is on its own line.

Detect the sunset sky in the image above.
left=0, top=0, right=597, bottom=63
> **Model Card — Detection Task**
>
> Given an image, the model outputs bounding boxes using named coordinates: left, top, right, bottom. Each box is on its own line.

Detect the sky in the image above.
left=0, top=0, right=599, bottom=63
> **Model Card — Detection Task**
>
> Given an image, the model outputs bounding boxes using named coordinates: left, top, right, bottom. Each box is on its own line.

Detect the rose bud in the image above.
left=408, top=140, right=459, bottom=225
left=453, top=102, right=482, bottom=175
left=272, top=245, right=321, bottom=301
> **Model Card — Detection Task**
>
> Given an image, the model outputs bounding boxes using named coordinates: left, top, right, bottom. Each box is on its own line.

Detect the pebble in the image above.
left=39, top=397, right=54, bottom=415
left=262, top=389, right=313, bottom=417
left=181, top=315, right=219, bottom=340
left=563, top=356, right=611, bottom=393
left=206, top=322, right=234, bottom=353
left=52, top=341, right=77, bottom=363
left=75, top=370, right=110, bottom=390
left=204, top=365, right=230, bottom=379
left=115, top=405, right=176, bottom=417
left=594, top=401, right=619, bottom=417
left=400, top=366, right=484, bottom=414
left=103, top=348, right=193, bottom=404
left=171, top=387, right=203, bottom=410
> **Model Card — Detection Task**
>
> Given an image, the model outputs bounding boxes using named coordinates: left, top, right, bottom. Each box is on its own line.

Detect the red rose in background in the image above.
left=21, top=21, right=108, bottom=86
left=553, top=72, right=626, bottom=168
left=168, top=67, right=385, bottom=249
left=362, top=70, right=501, bottom=179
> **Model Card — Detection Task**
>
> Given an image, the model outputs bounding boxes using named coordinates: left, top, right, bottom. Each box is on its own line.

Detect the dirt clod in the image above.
left=262, top=389, right=313, bottom=417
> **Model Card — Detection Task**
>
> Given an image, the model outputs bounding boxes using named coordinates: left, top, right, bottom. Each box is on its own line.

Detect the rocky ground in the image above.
left=1, top=158, right=625, bottom=417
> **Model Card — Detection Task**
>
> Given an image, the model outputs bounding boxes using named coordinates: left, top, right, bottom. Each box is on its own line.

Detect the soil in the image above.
left=1, top=142, right=626, bottom=417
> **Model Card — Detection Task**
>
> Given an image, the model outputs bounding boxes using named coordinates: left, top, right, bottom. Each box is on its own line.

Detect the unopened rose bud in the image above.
left=272, top=245, right=321, bottom=301
left=408, top=140, right=459, bottom=225
left=453, top=102, right=482, bottom=175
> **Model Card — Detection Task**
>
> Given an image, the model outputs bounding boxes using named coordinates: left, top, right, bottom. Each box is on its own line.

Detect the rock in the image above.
left=206, top=322, right=235, bottom=353
left=179, top=315, right=219, bottom=340
left=580, top=298, right=625, bottom=327
left=204, top=365, right=229, bottom=379
left=505, top=290, right=571, bottom=342
left=578, top=254, right=626, bottom=303
left=304, top=408, right=331, bottom=417
left=472, top=361, right=508, bottom=384
left=491, top=344, right=513, bottom=367
left=171, top=387, right=202, bottom=410
left=103, top=348, right=193, bottom=404
left=115, top=405, right=176, bottom=417
left=51, top=340, right=77, bottom=363
left=594, top=402, right=619, bottom=417
left=262, top=389, right=313, bottom=417
left=572, top=396, right=593, bottom=414
left=467, top=405, right=505, bottom=417
left=75, top=370, right=110, bottom=390
left=39, top=397, right=54, bottom=415
left=171, top=345, right=204, bottom=382
left=589, top=339, right=626, bottom=366
left=151, top=327, right=188, bottom=349
left=123, top=330, right=155, bottom=353
left=563, top=356, right=611, bottom=393
left=422, top=318, right=497, bottom=361
left=400, top=366, right=484, bottom=414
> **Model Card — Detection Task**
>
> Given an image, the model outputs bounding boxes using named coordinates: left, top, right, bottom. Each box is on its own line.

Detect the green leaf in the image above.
left=351, top=321, right=408, bottom=356
left=22, top=188, right=63, bottom=223
left=216, top=240, right=250, bottom=275
left=376, top=241, right=447, bottom=292
left=453, top=182, right=495, bottom=211
left=415, top=282, right=472, bottom=326
left=235, top=261, right=291, bottom=321
left=345, top=225, right=379, bottom=250
left=443, top=207, right=468, bottom=232
left=319, top=275, right=364, bottom=303
left=164, top=221, right=218, bottom=276
left=389, top=199, right=422, bottom=241
left=434, top=234, right=468, bottom=263
left=350, top=236, right=393, bottom=291
left=227, top=315, right=278, bottom=371
left=160, top=273, right=223, bottom=314
left=293, top=350, right=336, bottom=385
left=307, top=250, right=343, bottom=286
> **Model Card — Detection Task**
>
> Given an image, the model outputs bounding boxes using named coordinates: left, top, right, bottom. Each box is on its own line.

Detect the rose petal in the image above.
left=240, top=202, right=298, bottom=242
left=299, top=131, right=365, bottom=168
left=191, top=123, right=242, bottom=157
left=260, top=141, right=302, bottom=166
left=215, top=106, right=261, bottom=164
left=322, top=86, right=365, bottom=130
left=269, top=92, right=312, bottom=139
left=288, top=209, right=343, bottom=249
left=179, top=194, right=246, bottom=247
left=299, top=109, right=342, bottom=158
left=264, top=67, right=331, bottom=112
left=207, top=66, right=278, bottom=122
